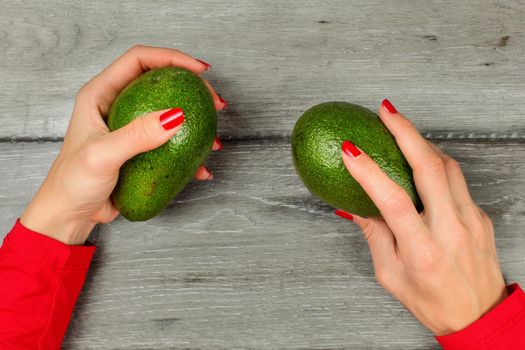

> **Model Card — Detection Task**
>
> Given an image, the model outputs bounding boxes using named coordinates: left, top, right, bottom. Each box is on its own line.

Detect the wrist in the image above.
left=432, top=282, right=509, bottom=336
left=21, top=197, right=95, bottom=245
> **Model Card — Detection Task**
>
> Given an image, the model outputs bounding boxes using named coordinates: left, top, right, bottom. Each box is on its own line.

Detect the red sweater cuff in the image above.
left=436, top=283, right=525, bottom=349
left=4, top=219, right=95, bottom=271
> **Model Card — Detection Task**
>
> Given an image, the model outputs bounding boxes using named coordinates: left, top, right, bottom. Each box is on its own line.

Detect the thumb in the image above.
left=102, top=108, right=184, bottom=167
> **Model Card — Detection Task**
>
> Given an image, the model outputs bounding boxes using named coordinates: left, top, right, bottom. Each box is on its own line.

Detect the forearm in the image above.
left=0, top=219, right=95, bottom=349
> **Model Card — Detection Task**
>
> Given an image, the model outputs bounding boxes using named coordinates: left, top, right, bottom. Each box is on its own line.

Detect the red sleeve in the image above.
left=0, top=219, right=95, bottom=350
left=436, top=283, right=525, bottom=349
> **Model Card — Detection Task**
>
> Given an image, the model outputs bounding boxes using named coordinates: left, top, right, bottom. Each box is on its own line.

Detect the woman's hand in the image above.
left=21, top=45, right=226, bottom=245
left=336, top=99, right=507, bottom=336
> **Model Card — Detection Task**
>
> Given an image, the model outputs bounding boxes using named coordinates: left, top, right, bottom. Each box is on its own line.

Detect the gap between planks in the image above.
left=1, top=135, right=525, bottom=145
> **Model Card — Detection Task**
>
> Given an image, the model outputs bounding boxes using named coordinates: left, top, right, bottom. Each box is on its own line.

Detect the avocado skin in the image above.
left=291, top=102, right=421, bottom=217
left=107, top=67, right=216, bottom=221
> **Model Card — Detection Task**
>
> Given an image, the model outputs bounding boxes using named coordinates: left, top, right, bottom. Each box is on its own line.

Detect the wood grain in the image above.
left=1, top=0, right=524, bottom=348
left=0, top=140, right=523, bottom=349
left=0, top=0, right=524, bottom=140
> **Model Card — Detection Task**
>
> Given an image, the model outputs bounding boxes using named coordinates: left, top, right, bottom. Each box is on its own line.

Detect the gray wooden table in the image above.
left=1, top=1, right=524, bottom=349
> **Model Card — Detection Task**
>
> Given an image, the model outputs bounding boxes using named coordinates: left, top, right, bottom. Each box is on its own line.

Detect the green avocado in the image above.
left=107, top=67, right=216, bottom=221
left=291, top=102, right=421, bottom=217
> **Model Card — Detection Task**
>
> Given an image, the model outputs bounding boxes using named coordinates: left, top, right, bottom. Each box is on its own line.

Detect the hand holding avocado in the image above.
left=20, top=45, right=226, bottom=244
left=108, top=66, right=219, bottom=221
left=320, top=100, right=506, bottom=336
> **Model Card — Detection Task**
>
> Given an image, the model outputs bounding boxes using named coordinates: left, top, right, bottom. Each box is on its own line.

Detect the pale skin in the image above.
left=21, top=45, right=225, bottom=245
left=20, top=46, right=507, bottom=337
left=339, top=101, right=507, bottom=336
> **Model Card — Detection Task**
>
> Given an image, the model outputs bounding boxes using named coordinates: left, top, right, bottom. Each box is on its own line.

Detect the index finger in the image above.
left=341, top=141, right=432, bottom=254
left=78, top=45, right=210, bottom=114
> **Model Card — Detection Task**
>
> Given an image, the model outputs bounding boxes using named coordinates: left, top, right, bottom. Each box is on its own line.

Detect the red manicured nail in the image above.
left=335, top=210, right=354, bottom=221
left=204, top=166, right=213, bottom=180
left=160, top=108, right=184, bottom=130
left=218, top=95, right=227, bottom=109
left=382, top=99, right=398, bottom=114
left=342, top=140, right=362, bottom=158
left=196, top=59, right=211, bottom=71
left=214, top=137, right=223, bottom=151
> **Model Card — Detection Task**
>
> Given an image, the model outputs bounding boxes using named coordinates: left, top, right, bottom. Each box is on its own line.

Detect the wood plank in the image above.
left=0, top=0, right=524, bottom=140
left=0, top=140, right=523, bottom=349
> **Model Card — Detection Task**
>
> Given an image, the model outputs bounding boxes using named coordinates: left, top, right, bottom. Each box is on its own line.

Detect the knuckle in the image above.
left=358, top=159, right=375, bottom=175
left=382, top=187, right=413, bottom=215
left=129, top=44, right=145, bottom=52
left=424, top=155, right=446, bottom=174
left=76, top=80, right=105, bottom=108
left=360, top=219, right=376, bottom=241
left=76, top=83, right=92, bottom=102
left=410, top=246, right=442, bottom=273
left=484, top=214, right=494, bottom=229
left=82, top=142, right=104, bottom=170
left=480, top=209, right=494, bottom=230
left=352, top=158, right=377, bottom=182
left=374, top=267, right=390, bottom=288
left=457, top=222, right=471, bottom=239
left=397, top=115, right=415, bottom=130
left=128, top=44, right=147, bottom=56
left=451, top=223, right=471, bottom=246
left=127, top=117, right=151, bottom=144
left=478, top=207, right=490, bottom=222
left=443, top=157, right=461, bottom=173
left=470, top=207, right=494, bottom=234
left=485, top=222, right=495, bottom=238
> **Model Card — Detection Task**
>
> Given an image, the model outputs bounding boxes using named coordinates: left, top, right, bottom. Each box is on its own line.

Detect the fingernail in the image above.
left=196, top=59, right=211, bottom=71
left=160, top=108, right=184, bottom=130
left=335, top=210, right=354, bottom=221
left=342, top=140, right=362, bottom=158
left=218, top=95, right=227, bottom=109
left=214, top=137, right=223, bottom=151
left=382, top=99, right=398, bottom=114
left=204, top=166, right=213, bottom=180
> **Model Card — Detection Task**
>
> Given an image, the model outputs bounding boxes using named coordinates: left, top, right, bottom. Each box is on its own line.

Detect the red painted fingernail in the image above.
left=214, top=137, right=223, bottom=151
left=196, top=59, right=211, bottom=71
left=382, top=99, right=398, bottom=114
left=335, top=210, right=354, bottom=221
left=204, top=166, right=213, bottom=180
left=218, top=95, right=227, bottom=109
left=160, top=108, right=184, bottom=130
left=342, top=140, right=362, bottom=158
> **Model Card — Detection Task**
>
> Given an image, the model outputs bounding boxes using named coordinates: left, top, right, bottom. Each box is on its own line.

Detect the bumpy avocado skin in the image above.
left=107, top=67, right=216, bottom=221
left=291, top=102, right=421, bottom=217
